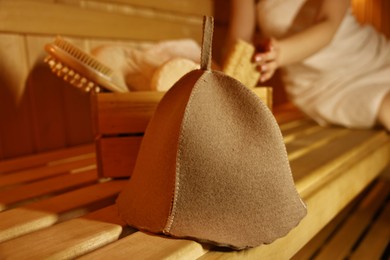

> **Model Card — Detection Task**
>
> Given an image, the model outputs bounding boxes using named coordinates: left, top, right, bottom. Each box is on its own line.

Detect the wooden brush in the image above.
left=44, top=36, right=127, bottom=93
left=222, top=39, right=261, bottom=88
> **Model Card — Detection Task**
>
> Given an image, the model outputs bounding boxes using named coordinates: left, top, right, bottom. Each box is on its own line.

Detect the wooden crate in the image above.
left=91, top=88, right=272, bottom=178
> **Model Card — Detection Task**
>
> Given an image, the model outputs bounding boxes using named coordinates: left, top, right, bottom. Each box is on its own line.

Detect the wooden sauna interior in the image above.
left=0, top=0, right=389, bottom=160
left=0, top=0, right=389, bottom=259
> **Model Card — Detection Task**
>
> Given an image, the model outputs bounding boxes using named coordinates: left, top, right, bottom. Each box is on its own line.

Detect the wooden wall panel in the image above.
left=0, top=34, right=35, bottom=158
left=0, top=0, right=212, bottom=160
left=0, top=1, right=205, bottom=42
left=55, top=37, right=94, bottom=146
left=352, top=0, right=390, bottom=38
left=85, top=0, right=213, bottom=16
left=25, top=36, right=68, bottom=152
left=62, top=82, right=94, bottom=147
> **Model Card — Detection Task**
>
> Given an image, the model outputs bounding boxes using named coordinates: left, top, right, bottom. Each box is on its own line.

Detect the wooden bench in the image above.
left=0, top=104, right=389, bottom=259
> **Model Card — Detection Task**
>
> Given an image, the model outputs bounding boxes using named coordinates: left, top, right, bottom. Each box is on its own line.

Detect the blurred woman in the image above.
left=226, top=0, right=390, bottom=130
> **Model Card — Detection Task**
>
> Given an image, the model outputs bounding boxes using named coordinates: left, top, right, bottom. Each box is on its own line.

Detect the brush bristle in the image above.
left=44, top=55, right=101, bottom=93
left=53, top=37, right=113, bottom=76
left=43, top=36, right=120, bottom=92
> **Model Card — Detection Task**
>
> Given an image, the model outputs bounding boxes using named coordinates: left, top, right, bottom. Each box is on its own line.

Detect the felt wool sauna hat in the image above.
left=116, top=16, right=307, bottom=250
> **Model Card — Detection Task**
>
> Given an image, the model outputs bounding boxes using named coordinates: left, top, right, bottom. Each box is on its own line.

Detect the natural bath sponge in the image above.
left=116, top=16, right=306, bottom=249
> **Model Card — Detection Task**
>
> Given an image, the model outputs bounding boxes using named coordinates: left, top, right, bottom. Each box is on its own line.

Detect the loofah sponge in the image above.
left=116, top=16, right=306, bottom=250
left=223, top=39, right=261, bottom=88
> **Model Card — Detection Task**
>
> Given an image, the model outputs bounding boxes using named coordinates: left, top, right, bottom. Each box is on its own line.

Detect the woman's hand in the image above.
left=252, top=38, right=280, bottom=83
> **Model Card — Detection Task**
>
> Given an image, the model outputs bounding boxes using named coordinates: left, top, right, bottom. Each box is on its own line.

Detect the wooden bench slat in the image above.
left=315, top=179, right=390, bottom=259
left=49, top=131, right=389, bottom=260
left=349, top=198, right=390, bottom=260
left=0, top=218, right=122, bottom=259
left=279, top=118, right=312, bottom=132
left=0, top=157, right=96, bottom=188
left=0, top=208, right=58, bottom=244
left=292, top=130, right=387, bottom=196
left=29, top=180, right=126, bottom=214
left=0, top=205, right=129, bottom=259
left=291, top=195, right=359, bottom=260
left=198, top=142, right=390, bottom=259
left=79, top=230, right=209, bottom=260
left=286, top=127, right=350, bottom=161
left=281, top=119, right=317, bottom=137
left=0, top=180, right=126, bottom=243
left=0, top=109, right=388, bottom=259
left=0, top=169, right=97, bottom=211
left=0, top=144, right=94, bottom=174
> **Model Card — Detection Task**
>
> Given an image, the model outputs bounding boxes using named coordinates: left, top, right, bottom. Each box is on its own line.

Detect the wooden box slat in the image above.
left=92, top=92, right=165, bottom=135
left=92, top=88, right=272, bottom=178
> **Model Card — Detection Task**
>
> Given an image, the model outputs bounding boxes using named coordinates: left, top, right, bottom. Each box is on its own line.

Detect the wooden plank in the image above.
left=93, top=92, right=165, bottom=135
left=93, top=89, right=272, bottom=136
left=16, top=132, right=386, bottom=260
left=315, top=180, right=390, bottom=259
left=62, top=81, right=94, bottom=146
left=0, top=203, right=207, bottom=259
left=291, top=130, right=387, bottom=197
left=279, top=118, right=312, bottom=132
left=28, top=180, right=125, bottom=215
left=0, top=157, right=96, bottom=188
left=291, top=197, right=359, bottom=260
left=0, top=218, right=122, bottom=259
left=0, top=205, right=127, bottom=259
left=286, top=127, right=350, bottom=161
left=0, top=34, right=35, bottom=159
left=0, top=0, right=204, bottom=42
left=86, top=0, right=213, bottom=16
left=349, top=197, right=390, bottom=260
left=47, top=136, right=390, bottom=260
left=96, top=136, right=142, bottom=178
left=283, top=122, right=322, bottom=144
left=25, top=35, right=69, bottom=153
left=0, top=169, right=97, bottom=211
left=79, top=231, right=209, bottom=260
left=198, top=142, right=390, bottom=259
left=0, top=134, right=388, bottom=259
left=0, top=208, right=57, bottom=243
left=0, top=144, right=94, bottom=174
left=281, top=120, right=317, bottom=136
left=0, top=180, right=126, bottom=242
